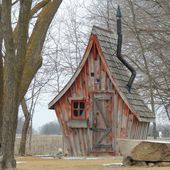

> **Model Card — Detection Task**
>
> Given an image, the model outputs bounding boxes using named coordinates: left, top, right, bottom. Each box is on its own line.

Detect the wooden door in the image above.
left=90, top=92, right=113, bottom=154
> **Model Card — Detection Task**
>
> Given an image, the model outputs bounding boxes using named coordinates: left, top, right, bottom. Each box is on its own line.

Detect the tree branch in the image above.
left=13, top=0, right=50, bottom=49
left=12, top=0, right=19, bottom=6
left=30, top=0, right=51, bottom=17
left=1, top=0, right=15, bottom=59
left=21, top=98, right=30, bottom=119
left=19, top=0, right=62, bottom=101
left=15, top=0, right=32, bottom=80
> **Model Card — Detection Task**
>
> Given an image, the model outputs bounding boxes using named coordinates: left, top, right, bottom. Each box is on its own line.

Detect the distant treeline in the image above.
left=16, top=118, right=61, bottom=135
left=148, top=124, right=170, bottom=137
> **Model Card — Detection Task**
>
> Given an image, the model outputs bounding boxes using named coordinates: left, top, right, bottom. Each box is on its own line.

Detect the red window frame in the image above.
left=71, top=100, right=86, bottom=120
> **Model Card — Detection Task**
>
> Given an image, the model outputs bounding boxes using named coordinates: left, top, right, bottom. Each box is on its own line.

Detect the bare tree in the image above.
left=0, top=0, right=62, bottom=169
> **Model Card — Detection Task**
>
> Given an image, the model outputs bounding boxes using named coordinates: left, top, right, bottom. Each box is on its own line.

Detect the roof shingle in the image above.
left=92, top=26, right=155, bottom=122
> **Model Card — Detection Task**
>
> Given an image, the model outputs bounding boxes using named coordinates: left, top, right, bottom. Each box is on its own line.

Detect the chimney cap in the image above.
left=116, top=5, right=122, bottom=18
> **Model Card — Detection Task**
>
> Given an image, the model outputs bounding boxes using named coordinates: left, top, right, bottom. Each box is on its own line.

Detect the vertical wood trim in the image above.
left=84, top=62, right=89, bottom=96
left=94, top=54, right=100, bottom=90
left=137, top=123, right=141, bottom=139
left=75, top=129, right=81, bottom=156
left=126, top=110, right=131, bottom=138
left=64, top=94, right=70, bottom=121
left=141, top=123, right=145, bottom=139
left=112, top=90, right=118, bottom=152
left=101, top=69, right=106, bottom=91
left=90, top=53, right=94, bottom=91
left=81, top=67, right=87, bottom=98
left=129, top=113, right=133, bottom=139
left=88, top=93, right=93, bottom=152
left=106, top=76, right=110, bottom=91
left=135, top=121, right=139, bottom=139
left=131, top=115, right=137, bottom=139
left=79, top=74, right=83, bottom=96
left=59, top=99, right=68, bottom=121
left=87, top=58, right=91, bottom=95
left=130, top=116, right=134, bottom=139
left=117, top=98, right=121, bottom=138
left=79, top=129, right=85, bottom=156
left=83, top=129, right=89, bottom=155
left=69, top=130, right=77, bottom=156
left=120, top=100, right=124, bottom=137
left=144, top=123, right=149, bottom=139
left=144, top=123, right=148, bottom=139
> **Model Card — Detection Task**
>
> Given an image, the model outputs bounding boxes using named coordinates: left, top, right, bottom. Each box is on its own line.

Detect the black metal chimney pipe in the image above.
left=116, top=6, right=136, bottom=92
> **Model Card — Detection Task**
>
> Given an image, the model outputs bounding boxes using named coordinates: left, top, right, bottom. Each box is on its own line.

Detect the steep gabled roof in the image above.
left=49, top=26, right=155, bottom=122
left=92, top=26, right=154, bottom=122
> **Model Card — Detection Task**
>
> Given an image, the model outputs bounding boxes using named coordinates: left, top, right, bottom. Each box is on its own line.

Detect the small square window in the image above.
left=73, top=110, right=79, bottom=117
left=80, top=102, right=84, bottom=109
left=72, top=101, right=86, bottom=120
left=74, top=102, right=78, bottom=109
left=80, top=109, right=84, bottom=116
left=91, top=72, right=94, bottom=77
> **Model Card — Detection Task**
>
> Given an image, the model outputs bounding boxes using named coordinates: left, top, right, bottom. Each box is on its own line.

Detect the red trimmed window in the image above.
left=71, top=101, right=86, bottom=120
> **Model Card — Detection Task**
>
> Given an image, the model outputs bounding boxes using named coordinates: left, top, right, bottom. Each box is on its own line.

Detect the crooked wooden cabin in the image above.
left=49, top=8, right=155, bottom=156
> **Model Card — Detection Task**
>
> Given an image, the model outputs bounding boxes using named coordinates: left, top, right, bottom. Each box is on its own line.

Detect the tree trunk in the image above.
left=19, top=99, right=31, bottom=156
left=0, top=53, right=3, bottom=155
left=0, top=3, right=3, bottom=150
left=1, top=64, right=19, bottom=169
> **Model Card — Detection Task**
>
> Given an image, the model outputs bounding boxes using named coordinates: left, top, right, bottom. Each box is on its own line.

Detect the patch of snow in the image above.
left=34, top=155, right=54, bottom=159
left=17, top=161, right=25, bottom=164
left=34, top=155, right=116, bottom=160
left=147, top=140, right=170, bottom=144
left=103, top=163, right=123, bottom=168
left=34, top=154, right=52, bottom=157
left=64, top=157, right=114, bottom=160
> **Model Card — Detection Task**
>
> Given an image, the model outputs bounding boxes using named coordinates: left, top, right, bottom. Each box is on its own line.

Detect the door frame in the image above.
left=89, top=91, right=114, bottom=154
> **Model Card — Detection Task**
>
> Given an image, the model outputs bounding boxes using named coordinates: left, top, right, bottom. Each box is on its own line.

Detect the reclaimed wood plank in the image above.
left=90, top=53, right=95, bottom=91
left=69, top=129, right=77, bottom=156
left=100, top=62, right=106, bottom=91
left=79, top=129, right=85, bottom=156
left=113, top=90, right=118, bottom=152
left=143, top=123, right=149, bottom=139
left=94, top=54, right=100, bottom=90
left=67, top=120, right=88, bottom=128
left=127, top=112, right=133, bottom=138
left=81, top=67, right=87, bottom=98
left=83, top=129, right=89, bottom=155
left=84, top=61, right=89, bottom=96
left=130, top=115, right=136, bottom=139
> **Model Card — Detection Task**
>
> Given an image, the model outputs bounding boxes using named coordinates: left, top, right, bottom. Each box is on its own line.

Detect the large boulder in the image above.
left=117, top=139, right=170, bottom=166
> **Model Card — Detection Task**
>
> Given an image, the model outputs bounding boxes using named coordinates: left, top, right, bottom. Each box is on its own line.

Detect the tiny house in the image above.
left=48, top=25, right=155, bottom=156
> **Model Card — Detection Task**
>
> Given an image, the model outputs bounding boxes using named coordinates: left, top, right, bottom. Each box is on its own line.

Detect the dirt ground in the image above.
left=16, top=156, right=170, bottom=170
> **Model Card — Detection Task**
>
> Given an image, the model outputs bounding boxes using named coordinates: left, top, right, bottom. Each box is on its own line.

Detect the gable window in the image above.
left=71, top=101, right=86, bottom=120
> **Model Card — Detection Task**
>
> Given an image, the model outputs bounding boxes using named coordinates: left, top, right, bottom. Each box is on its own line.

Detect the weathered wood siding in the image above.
left=54, top=39, right=149, bottom=156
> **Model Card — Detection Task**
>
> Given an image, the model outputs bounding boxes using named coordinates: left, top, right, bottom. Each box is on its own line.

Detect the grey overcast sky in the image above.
left=32, top=100, right=57, bottom=129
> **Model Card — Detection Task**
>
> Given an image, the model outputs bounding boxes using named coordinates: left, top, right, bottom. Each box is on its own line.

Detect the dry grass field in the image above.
left=15, top=135, right=63, bottom=155
left=15, top=136, right=170, bottom=170
left=16, top=157, right=170, bottom=170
